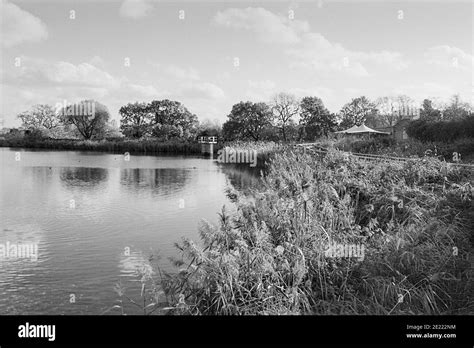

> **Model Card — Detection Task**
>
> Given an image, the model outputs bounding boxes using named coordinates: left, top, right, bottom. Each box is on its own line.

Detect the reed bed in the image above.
left=0, top=137, right=203, bottom=154
left=112, top=148, right=473, bottom=315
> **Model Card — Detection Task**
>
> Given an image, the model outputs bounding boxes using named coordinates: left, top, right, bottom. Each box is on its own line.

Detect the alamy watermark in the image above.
left=323, top=241, right=365, bottom=262
left=0, top=241, right=39, bottom=261
left=54, top=99, right=95, bottom=119
left=217, top=147, right=257, bottom=167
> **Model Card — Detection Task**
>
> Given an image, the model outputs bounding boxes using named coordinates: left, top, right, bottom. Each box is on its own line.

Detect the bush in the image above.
left=407, top=117, right=474, bottom=142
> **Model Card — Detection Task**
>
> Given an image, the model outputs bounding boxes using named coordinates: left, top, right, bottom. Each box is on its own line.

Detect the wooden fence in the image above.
left=295, top=143, right=474, bottom=173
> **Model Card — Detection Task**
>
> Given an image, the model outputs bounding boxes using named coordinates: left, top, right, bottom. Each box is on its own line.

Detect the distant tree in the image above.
left=298, top=96, right=336, bottom=140
left=419, top=99, right=442, bottom=122
left=270, top=93, right=300, bottom=141
left=375, top=96, right=402, bottom=127
left=395, top=95, right=416, bottom=116
left=222, top=101, right=273, bottom=141
left=339, top=96, right=377, bottom=129
left=283, top=119, right=300, bottom=141
left=197, top=119, right=221, bottom=137
left=148, top=100, right=198, bottom=140
left=119, top=102, right=153, bottom=138
left=442, top=95, right=471, bottom=121
left=375, top=95, right=417, bottom=127
left=104, top=119, right=123, bottom=138
left=222, top=119, right=241, bottom=141
left=17, top=104, right=61, bottom=130
left=61, top=100, right=110, bottom=140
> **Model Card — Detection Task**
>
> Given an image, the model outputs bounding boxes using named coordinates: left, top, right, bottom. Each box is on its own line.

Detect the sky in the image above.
left=0, top=0, right=473, bottom=127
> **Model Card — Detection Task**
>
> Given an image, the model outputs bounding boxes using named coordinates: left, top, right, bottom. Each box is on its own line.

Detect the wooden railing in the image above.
left=295, top=143, right=474, bottom=172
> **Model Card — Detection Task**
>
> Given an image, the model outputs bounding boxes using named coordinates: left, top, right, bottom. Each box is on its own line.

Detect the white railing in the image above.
left=198, top=136, right=218, bottom=144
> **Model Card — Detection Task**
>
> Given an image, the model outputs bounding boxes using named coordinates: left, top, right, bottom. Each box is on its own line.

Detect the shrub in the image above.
left=407, top=117, right=474, bottom=143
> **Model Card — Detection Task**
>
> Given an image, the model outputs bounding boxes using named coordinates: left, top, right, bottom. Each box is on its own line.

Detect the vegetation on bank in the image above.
left=407, top=116, right=474, bottom=143
left=0, top=135, right=204, bottom=154
left=320, top=136, right=474, bottom=163
left=112, top=148, right=473, bottom=315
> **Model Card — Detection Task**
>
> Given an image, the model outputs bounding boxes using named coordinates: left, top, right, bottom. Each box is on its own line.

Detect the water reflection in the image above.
left=120, top=168, right=191, bottom=196
left=24, top=167, right=54, bottom=186
left=60, top=167, right=109, bottom=188
left=219, top=164, right=262, bottom=194
left=0, top=148, right=261, bottom=314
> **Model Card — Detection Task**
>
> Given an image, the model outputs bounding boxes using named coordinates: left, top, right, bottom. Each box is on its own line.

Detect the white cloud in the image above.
left=180, top=82, right=225, bottom=100
left=214, top=7, right=309, bottom=44
left=288, top=33, right=408, bottom=77
left=0, top=56, right=229, bottom=126
left=245, top=80, right=276, bottom=101
left=119, top=0, right=153, bottom=19
left=0, top=57, right=168, bottom=126
left=0, top=0, right=48, bottom=47
left=6, top=57, right=121, bottom=89
left=89, top=56, right=106, bottom=68
left=150, top=62, right=224, bottom=100
left=425, top=45, right=474, bottom=72
left=214, top=8, right=408, bottom=77
left=152, top=63, right=201, bottom=81
left=128, top=84, right=161, bottom=98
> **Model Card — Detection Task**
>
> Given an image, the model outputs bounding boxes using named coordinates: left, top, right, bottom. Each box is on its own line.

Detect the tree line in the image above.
left=222, top=93, right=472, bottom=142
left=12, top=94, right=472, bottom=142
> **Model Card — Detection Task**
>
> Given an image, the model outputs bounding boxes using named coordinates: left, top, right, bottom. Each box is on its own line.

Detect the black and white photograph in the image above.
left=0, top=0, right=472, bottom=345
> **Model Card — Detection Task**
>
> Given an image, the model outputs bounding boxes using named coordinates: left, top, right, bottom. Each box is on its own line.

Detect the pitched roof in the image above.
left=336, top=124, right=390, bottom=134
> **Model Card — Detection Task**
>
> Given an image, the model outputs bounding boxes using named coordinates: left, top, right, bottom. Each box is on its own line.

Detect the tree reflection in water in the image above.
left=59, top=167, right=109, bottom=188
left=120, top=168, right=191, bottom=197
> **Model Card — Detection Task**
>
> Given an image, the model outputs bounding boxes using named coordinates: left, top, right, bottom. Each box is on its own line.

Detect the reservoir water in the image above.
left=0, top=148, right=259, bottom=314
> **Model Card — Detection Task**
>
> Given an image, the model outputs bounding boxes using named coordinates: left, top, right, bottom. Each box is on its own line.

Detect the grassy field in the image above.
left=117, top=146, right=473, bottom=315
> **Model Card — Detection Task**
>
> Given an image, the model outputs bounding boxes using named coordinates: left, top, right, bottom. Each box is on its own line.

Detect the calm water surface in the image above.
left=0, top=148, right=259, bottom=314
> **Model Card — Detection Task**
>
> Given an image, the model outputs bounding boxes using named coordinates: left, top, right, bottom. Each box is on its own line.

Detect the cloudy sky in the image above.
left=0, top=0, right=472, bottom=127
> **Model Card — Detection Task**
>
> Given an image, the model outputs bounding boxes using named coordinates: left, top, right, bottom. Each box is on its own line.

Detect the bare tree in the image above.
left=270, top=93, right=300, bottom=141
left=375, top=95, right=417, bottom=127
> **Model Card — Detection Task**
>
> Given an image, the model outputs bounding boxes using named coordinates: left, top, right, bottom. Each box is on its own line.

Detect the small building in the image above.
left=374, top=119, right=412, bottom=141
left=197, top=136, right=218, bottom=155
left=392, top=119, right=411, bottom=141
left=336, top=124, right=390, bottom=137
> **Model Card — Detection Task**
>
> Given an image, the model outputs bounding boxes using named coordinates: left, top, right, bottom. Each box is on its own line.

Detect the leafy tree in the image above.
left=339, top=96, right=377, bottom=129
left=148, top=100, right=198, bottom=140
left=222, top=119, right=241, bottom=141
left=119, top=102, right=153, bottom=138
left=61, top=100, right=110, bottom=140
left=298, top=96, right=336, bottom=140
left=17, top=104, right=61, bottom=130
left=222, top=101, right=273, bottom=141
left=419, top=99, right=442, bottom=122
left=270, top=93, right=300, bottom=141
left=104, top=119, right=123, bottom=138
